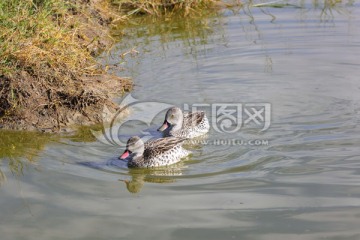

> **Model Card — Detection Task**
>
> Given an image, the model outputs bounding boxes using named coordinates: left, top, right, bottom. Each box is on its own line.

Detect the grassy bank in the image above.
left=0, top=0, right=136, bottom=132
left=0, top=0, right=218, bottom=132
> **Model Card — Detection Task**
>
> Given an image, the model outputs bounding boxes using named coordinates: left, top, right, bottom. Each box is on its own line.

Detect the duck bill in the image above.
left=157, top=120, right=169, bottom=132
left=119, top=150, right=130, bottom=159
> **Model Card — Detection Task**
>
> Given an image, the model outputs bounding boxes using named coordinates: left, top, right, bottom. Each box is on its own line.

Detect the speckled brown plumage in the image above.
left=119, top=136, right=190, bottom=168
left=158, top=107, right=210, bottom=138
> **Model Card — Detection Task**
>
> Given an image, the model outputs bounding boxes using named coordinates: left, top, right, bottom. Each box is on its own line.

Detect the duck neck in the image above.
left=128, top=151, right=145, bottom=167
left=128, top=144, right=145, bottom=163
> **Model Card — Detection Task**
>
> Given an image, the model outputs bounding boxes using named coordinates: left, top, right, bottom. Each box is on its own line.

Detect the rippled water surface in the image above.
left=1, top=1, right=360, bottom=239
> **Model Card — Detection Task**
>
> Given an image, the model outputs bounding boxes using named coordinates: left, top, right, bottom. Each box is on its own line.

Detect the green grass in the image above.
left=0, top=0, right=96, bottom=79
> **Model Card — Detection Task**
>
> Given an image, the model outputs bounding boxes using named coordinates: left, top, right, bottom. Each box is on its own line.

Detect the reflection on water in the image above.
left=1, top=1, right=360, bottom=239
left=0, top=130, right=56, bottom=185
left=106, top=11, right=227, bottom=75
left=123, top=163, right=185, bottom=193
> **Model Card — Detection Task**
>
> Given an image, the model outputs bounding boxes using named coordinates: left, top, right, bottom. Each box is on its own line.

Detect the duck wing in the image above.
left=184, top=111, right=205, bottom=127
left=143, top=137, right=187, bottom=159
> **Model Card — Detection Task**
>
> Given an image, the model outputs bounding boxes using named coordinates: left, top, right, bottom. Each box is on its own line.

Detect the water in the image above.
left=1, top=1, right=360, bottom=239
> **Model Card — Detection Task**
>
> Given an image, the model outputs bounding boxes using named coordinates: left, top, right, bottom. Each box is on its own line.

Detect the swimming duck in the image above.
left=157, top=107, right=210, bottom=138
left=119, top=136, right=190, bottom=168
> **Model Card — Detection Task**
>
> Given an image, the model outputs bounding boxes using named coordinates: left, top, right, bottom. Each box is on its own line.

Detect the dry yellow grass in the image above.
left=112, top=0, right=218, bottom=16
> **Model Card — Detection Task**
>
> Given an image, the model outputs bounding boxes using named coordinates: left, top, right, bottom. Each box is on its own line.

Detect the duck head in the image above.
left=119, top=136, right=145, bottom=160
left=157, top=107, right=183, bottom=132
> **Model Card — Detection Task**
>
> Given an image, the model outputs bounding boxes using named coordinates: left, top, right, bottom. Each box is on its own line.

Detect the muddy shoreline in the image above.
left=0, top=0, right=132, bottom=132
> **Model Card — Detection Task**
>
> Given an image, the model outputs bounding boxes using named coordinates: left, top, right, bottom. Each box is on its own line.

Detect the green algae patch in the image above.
left=0, top=129, right=57, bottom=184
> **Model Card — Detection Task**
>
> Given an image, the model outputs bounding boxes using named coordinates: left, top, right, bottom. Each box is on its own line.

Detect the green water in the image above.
left=1, top=1, right=360, bottom=239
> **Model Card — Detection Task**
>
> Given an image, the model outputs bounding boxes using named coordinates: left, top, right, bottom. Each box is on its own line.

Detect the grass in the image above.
left=0, top=0, right=132, bottom=132
left=1, top=0, right=93, bottom=77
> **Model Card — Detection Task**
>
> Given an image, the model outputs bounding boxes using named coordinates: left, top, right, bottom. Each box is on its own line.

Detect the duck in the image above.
left=119, top=136, right=190, bottom=168
left=157, top=107, right=210, bottom=138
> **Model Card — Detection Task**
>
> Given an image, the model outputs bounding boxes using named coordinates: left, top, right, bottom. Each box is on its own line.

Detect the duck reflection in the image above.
left=120, top=161, right=186, bottom=193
